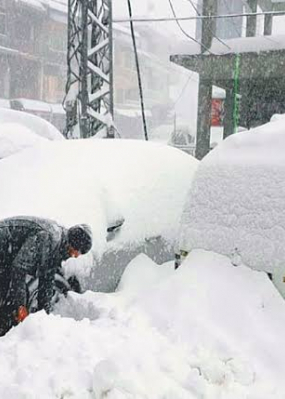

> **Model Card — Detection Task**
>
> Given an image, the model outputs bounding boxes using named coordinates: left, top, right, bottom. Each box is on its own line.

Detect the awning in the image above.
left=18, top=0, right=46, bottom=12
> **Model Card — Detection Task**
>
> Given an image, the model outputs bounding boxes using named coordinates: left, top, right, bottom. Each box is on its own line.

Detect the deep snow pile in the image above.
left=0, top=139, right=198, bottom=258
left=0, top=108, right=64, bottom=141
left=179, top=118, right=285, bottom=277
left=0, top=123, right=48, bottom=159
left=0, top=250, right=285, bottom=398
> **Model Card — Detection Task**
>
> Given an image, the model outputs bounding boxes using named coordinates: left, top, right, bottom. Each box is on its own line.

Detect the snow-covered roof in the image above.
left=16, top=0, right=67, bottom=14
left=179, top=117, right=285, bottom=273
left=175, top=34, right=285, bottom=56
left=115, top=108, right=152, bottom=118
left=18, top=0, right=46, bottom=12
left=12, top=98, right=52, bottom=113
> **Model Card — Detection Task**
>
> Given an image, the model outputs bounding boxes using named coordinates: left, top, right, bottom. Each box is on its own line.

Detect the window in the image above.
left=126, top=88, right=138, bottom=102
left=49, top=33, right=67, bottom=52
left=116, top=89, right=124, bottom=104
left=15, top=23, right=34, bottom=42
left=48, top=23, right=67, bottom=52
left=124, top=52, right=135, bottom=70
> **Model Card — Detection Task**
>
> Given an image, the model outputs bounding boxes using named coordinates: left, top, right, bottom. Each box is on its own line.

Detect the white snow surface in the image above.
left=0, top=123, right=48, bottom=159
left=0, top=138, right=198, bottom=258
left=0, top=108, right=64, bottom=141
left=1, top=250, right=285, bottom=398
left=179, top=117, right=285, bottom=274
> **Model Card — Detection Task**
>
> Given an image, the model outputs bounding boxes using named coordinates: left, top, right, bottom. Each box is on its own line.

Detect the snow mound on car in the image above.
left=179, top=118, right=285, bottom=275
left=0, top=108, right=64, bottom=141
left=0, top=138, right=198, bottom=257
left=0, top=123, right=48, bottom=159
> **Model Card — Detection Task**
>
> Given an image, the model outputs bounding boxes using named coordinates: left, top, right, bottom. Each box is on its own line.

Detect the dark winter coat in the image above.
left=0, top=216, right=69, bottom=328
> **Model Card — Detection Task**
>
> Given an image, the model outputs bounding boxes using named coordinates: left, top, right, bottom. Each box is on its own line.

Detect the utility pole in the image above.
left=65, top=0, right=114, bottom=139
left=195, top=0, right=217, bottom=160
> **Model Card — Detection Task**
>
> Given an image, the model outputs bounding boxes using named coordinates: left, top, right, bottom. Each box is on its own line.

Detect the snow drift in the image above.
left=0, top=108, right=64, bottom=141
left=0, top=250, right=284, bottom=398
left=0, top=123, right=48, bottom=159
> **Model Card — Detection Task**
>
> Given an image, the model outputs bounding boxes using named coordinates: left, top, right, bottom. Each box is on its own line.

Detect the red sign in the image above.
left=211, top=99, right=224, bottom=127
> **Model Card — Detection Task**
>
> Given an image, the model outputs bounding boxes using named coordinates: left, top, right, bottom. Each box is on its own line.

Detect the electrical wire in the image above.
left=113, top=9, right=285, bottom=24
left=174, top=73, right=195, bottom=105
left=127, top=0, right=149, bottom=141
left=167, top=0, right=215, bottom=54
left=187, top=0, right=231, bottom=50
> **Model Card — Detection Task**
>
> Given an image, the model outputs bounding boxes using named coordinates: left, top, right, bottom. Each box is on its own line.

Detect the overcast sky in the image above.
left=113, top=0, right=197, bottom=37
left=113, top=0, right=193, bottom=17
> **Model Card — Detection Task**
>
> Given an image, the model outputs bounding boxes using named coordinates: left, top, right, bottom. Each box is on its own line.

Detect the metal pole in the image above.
left=80, top=0, right=89, bottom=138
left=65, top=0, right=114, bottom=138
left=195, top=0, right=217, bottom=159
left=223, top=86, right=235, bottom=139
left=107, top=0, right=115, bottom=138
left=196, top=78, right=212, bottom=160
left=201, top=0, right=217, bottom=51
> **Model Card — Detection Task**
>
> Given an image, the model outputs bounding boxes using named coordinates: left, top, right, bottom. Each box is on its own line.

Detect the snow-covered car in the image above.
left=168, top=125, right=196, bottom=156
left=0, top=108, right=64, bottom=141
left=177, top=117, right=285, bottom=298
left=0, top=123, right=49, bottom=160
left=150, top=123, right=196, bottom=156
left=0, top=138, right=198, bottom=292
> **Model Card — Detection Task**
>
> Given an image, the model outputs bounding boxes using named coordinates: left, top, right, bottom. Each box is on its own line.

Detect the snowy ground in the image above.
left=1, top=250, right=285, bottom=399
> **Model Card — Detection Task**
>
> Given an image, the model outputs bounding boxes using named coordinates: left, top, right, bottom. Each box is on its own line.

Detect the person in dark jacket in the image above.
left=0, top=216, right=92, bottom=336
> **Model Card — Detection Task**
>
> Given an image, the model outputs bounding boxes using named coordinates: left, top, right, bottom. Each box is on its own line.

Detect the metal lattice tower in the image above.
left=64, top=0, right=114, bottom=139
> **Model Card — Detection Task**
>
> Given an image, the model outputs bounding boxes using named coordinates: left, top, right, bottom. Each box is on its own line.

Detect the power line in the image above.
left=113, top=9, right=285, bottom=24
left=187, top=0, right=231, bottom=50
left=174, top=73, right=195, bottom=105
left=167, top=0, right=215, bottom=54
left=222, top=0, right=280, bottom=46
left=127, top=0, right=149, bottom=141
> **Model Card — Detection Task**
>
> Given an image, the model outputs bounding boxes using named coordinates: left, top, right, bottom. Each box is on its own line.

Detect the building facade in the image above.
left=0, top=0, right=67, bottom=103
left=0, top=1, right=172, bottom=137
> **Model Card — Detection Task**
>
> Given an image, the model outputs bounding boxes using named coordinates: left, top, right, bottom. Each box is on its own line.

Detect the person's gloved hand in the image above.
left=15, top=306, right=29, bottom=323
